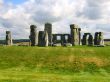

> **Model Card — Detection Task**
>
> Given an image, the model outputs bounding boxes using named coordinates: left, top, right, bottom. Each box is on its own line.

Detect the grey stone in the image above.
left=94, top=32, right=104, bottom=45
left=52, top=34, right=57, bottom=44
left=82, top=33, right=93, bottom=46
left=52, top=34, right=71, bottom=46
left=44, top=30, right=48, bottom=47
left=88, top=34, right=93, bottom=46
left=78, top=28, right=81, bottom=45
left=30, top=25, right=38, bottom=46
left=61, top=34, right=69, bottom=45
left=94, top=32, right=99, bottom=45
left=99, top=32, right=104, bottom=45
left=70, top=24, right=80, bottom=46
left=38, top=31, right=45, bottom=47
left=45, top=23, right=52, bottom=46
left=82, top=33, right=88, bottom=45
left=52, top=34, right=62, bottom=45
left=6, top=31, right=13, bottom=46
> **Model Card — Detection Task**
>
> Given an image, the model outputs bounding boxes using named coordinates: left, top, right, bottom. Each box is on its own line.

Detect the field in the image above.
left=0, top=46, right=110, bottom=82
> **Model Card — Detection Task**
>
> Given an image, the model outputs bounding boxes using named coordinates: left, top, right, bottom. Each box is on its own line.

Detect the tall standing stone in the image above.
left=78, top=28, right=81, bottom=45
left=88, top=34, right=93, bottom=46
left=68, top=34, right=71, bottom=43
left=99, top=32, right=104, bottom=45
left=61, top=34, right=65, bottom=45
left=94, top=32, right=99, bottom=45
left=44, top=31, right=49, bottom=47
left=38, top=31, right=45, bottom=46
left=45, top=23, right=52, bottom=46
left=61, top=34, right=70, bottom=45
left=6, top=31, right=13, bottom=46
left=82, top=33, right=92, bottom=45
left=52, top=34, right=57, bottom=44
left=82, top=33, right=87, bottom=45
left=30, top=25, right=38, bottom=46
left=70, top=24, right=80, bottom=46
left=94, top=32, right=104, bottom=45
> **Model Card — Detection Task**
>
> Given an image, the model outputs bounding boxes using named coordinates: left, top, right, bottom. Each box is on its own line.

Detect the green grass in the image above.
left=0, top=46, right=109, bottom=82
left=0, top=68, right=109, bottom=82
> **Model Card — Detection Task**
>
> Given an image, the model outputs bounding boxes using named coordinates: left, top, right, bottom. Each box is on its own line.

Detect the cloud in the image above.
left=0, top=0, right=3, bottom=8
left=0, top=0, right=110, bottom=39
left=76, top=0, right=110, bottom=20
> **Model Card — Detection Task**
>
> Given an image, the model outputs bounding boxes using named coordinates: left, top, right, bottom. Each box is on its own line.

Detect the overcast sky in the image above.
left=0, top=0, right=110, bottom=39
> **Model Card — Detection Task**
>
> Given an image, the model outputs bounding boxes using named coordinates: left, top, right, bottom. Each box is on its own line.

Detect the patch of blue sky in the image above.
left=4, top=0, right=26, bottom=4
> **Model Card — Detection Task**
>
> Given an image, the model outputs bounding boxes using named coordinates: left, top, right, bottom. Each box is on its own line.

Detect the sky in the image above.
left=4, top=0, right=26, bottom=4
left=0, top=0, right=110, bottom=39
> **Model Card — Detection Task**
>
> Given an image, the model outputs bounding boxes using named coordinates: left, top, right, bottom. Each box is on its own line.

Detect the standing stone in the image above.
left=68, top=34, right=71, bottom=43
left=38, top=31, right=45, bottom=46
left=64, top=35, right=68, bottom=43
left=99, top=32, right=104, bottom=45
left=94, top=32, right=104, bottom=46
left=61, top=34, right=70, bottom=45
left=88, top=34, right=93, bottom=46
left=52, top=34, right=57, bottom=44
left=45, top=23, right=52, bottom=46
left=70, top=24, right=79, bottom=46
left=6, top=31, right=13, bottom=46
left=61, top=34, right=65, bottom=45
left=30, top=25, right=38, bottom=46
left=82, top=33, right=87, bottom=45
left=44, top=31, right=49, bottom=47
left=78, top=28, right=81, bottom=45
left=94, top=32, right=99, bottom=45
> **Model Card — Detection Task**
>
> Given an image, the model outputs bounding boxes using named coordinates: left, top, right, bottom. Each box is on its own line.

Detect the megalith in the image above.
left=30, top=25, right=38, bottom=46
left=45, top=23, right=52, bottom=46
left=38, top=31, right=45, bottom=46
left=6, top=31, right=13, bottom=46
left=70, top=24, right=80, bottom=46
left=88, top=34, right=93, bottom=46
left=94, top=32, right=104, bottom=45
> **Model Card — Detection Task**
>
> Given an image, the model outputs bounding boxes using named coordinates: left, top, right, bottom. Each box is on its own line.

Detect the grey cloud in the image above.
left=0, top=0, right=110, bottom=39
left=0, top=18, right=13, bottom=28
left=31, top=10, right=62, bottom=24
left=96, top=24, right=110, bottom=32
left=83, top=7, right=102, bottom=19
left=76, top=0, right=109, bottom=20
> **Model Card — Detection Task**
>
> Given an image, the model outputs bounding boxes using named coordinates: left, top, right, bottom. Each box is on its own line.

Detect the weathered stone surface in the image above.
left=88, top=34, right=93, bottom=46
left=4, top=24, right=105, bottom=47
left=70, top=24, right=80, bottom=46
left=99, top=32, right=104, bottom=45
left=52, top=34, right=71, bottom=46
left=78, top=28, right=81, bottom=45
left=94, top=32, right=99, bottom=45
left=30, top=25, right=38, bottom=46
left=44, top=31, right=48, bottom=47
left=45, top=23, right=52, bottom=46
left=6, top=31, right=13, bottom=45
left=94, top=32, right=104, bottom=45
left=61, top=34, right=70, bottom=45
left=82, top=33, right=93, bottom=46
left=82, top=33, right=88, bottom=45
left=61, top=34, right=65, bottom=45
left=38, top=31, right=45, bottom=47
left=52, top=34, right=62, bottom=45
left=52, top=34, right=57, bottom=44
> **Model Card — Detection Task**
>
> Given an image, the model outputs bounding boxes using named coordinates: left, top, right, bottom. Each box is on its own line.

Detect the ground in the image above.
left=0, top=46, right=109, bottom=82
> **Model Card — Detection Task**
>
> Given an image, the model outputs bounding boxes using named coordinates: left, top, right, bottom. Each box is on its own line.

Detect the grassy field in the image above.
left=0, top=46, right=109, bottom=82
